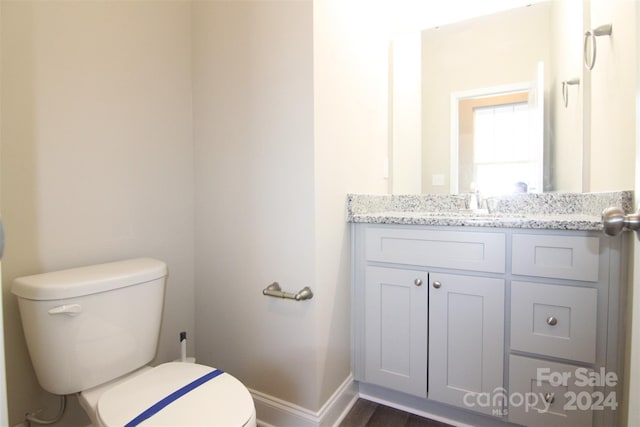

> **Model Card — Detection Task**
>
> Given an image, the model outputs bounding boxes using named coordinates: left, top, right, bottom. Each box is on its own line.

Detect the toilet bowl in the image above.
left=79, top=362, right=256, bottom=427
left=12, top=258, right=256, bottom=427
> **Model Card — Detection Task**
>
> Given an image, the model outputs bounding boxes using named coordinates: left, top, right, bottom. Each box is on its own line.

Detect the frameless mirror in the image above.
left=390, top=1, right=584, bottom=195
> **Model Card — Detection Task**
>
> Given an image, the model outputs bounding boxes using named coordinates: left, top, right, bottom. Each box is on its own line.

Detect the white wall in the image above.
left=391, top=33, right=423, bottom=193
left=550, top=0, right=584, bottom=192
left=0, top=2, right=9, bottom=425
left=192, top=0, right=320, bottom=410
left=313, top=0, right=391, bottom=412
left=313, top=0, right=390, bottom=196
left=193, top=0, right=390, bottom=417
left=0, top=1, right=195, bottom=425
left=628, top=4, right=640, bottom=425
left=588, top=0, right=636, bottom=192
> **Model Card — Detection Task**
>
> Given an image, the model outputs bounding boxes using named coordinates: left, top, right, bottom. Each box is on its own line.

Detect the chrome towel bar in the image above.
left=262, top=282, right=313, bottom=301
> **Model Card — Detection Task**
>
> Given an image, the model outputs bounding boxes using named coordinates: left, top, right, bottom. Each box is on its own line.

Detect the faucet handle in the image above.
left=483, top=197, right=499, bottom=214
left=452, top=194, right=469, bottom=210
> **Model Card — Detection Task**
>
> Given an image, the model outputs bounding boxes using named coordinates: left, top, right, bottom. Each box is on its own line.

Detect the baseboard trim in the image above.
left=249, top=374, right=357, bottom=427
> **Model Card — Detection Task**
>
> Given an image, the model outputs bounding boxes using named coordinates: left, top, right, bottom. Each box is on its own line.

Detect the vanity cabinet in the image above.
left=507, top=232, right=615, bottom=427
left=352, top=223, right=626, bottom=427
left=428, top=272, right=504, bottom=415
left=362, top=266, right=504, bottom=407
left=354, top=226, right=507, bottom=407
left=363, top=266, right=428, bottom=397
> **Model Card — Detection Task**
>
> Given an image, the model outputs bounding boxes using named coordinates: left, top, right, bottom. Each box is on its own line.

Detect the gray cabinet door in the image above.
left=364, top=266, right=428, bottom=397
left=428, top=272, right=505, bottom=415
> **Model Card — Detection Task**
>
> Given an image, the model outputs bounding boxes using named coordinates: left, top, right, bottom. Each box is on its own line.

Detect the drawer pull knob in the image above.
left=414, top=279, right=423, bottom=287
left=544, top=393, right=555, bottom=404
left=547, top=316, right=558, bottom=326
left=432, top=281, right=441, bottom=289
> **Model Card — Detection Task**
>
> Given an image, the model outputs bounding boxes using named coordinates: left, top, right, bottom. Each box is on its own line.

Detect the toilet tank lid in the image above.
left=12, top=258, right=167, bottom=301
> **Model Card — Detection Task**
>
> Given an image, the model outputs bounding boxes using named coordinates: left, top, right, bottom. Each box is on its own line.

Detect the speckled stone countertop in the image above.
left=347, top=191, right=633, bottom=231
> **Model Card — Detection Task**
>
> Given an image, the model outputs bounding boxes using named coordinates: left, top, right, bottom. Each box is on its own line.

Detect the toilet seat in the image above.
left=97, top=362, right=255, bottom=427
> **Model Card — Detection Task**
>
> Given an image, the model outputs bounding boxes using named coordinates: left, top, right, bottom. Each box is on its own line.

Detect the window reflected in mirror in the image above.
left=459, top=91, right=540, bottom=195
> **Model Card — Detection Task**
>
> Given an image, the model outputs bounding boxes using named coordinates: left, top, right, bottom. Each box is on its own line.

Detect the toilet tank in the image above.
left=12, top=258, right=167, bottom=395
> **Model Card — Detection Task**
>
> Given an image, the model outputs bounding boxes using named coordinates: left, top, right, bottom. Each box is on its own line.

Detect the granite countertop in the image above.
left=347, top=191, right=634, bottom=231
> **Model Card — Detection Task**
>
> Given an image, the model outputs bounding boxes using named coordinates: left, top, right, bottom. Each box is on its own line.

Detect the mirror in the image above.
left=390, top=1, right=585, bottom=195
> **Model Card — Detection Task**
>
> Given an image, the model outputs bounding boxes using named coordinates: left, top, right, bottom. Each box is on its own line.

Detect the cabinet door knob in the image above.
left=546, top=316, right=558, bottom=326
left=414, top=279, right=423, bottom=286
left=432, top=281, right=441, bottom=289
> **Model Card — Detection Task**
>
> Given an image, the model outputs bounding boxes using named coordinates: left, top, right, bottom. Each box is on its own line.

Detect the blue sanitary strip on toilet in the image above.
left=124, top=368, right=224, bottom=427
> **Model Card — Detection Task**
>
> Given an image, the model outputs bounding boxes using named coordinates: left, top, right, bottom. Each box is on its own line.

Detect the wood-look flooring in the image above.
left=339, top=399, right=454, bottom=427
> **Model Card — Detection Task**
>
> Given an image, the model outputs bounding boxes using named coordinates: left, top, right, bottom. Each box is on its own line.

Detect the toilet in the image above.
left=12, top=258, right=256, bottom=427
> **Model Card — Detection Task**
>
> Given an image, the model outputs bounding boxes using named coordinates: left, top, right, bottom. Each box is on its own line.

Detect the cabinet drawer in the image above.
left=511, top=281, right=597, bottom=363
left=365, top=227, right=505, bottom=273
left=509, top=355, right=593, bottom=427
left=512, top=234, right=599, bottom=281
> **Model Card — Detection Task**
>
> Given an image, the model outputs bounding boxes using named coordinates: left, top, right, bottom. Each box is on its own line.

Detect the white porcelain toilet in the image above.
left=12, top=258, right=256, bottom=427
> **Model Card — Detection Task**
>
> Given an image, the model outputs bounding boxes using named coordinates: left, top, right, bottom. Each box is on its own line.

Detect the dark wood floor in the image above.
left=339, top=399, right=454, bottom=427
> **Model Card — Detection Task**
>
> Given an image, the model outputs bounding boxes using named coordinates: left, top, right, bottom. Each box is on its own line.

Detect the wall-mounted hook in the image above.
left=584, top=24, right=612, bottom=70
left=561, top=78, right=580, bottom=108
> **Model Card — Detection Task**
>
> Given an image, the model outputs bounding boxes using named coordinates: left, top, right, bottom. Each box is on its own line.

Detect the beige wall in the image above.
left=628, top=3, right=640, bottom=425
left=0, top=1, right=8, bottom=424
left=192, top=0, right=388, bottom=415
left=588, top=0, right=636, bottom=192
left=391, top=32, right=423, bottom=193
left=313, top=0, right=390, bottom=410
left=549, top=0, right=584, bottom=192
left=313, top=1, right=390, bottom=196
left=0, top=0, right=375, bottom=423
left=0, top=1, right=195, bottom=425
left=192, top=0, right=319, bottom=409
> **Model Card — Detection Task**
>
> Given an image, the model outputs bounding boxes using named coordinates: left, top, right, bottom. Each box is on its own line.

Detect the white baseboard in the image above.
left=250, top=374, right=357, bottom=427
